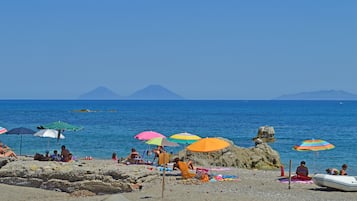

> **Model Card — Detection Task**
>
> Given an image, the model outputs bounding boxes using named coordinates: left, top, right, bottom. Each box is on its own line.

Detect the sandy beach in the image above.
left=1, top=163, right=356, bottom=201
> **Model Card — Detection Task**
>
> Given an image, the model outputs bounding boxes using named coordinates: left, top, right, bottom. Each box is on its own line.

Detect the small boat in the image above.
left=312, top=174, right=357, bottom=192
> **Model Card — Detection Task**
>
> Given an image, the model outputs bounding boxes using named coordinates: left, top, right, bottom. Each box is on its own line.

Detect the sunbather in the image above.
left=0, top=142, right=18, bottom=159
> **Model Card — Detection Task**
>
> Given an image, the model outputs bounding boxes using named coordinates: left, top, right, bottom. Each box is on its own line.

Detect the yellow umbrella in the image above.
left=186, top=137, right=230, bottom=152
left=169, top=132, right=201, bottom=144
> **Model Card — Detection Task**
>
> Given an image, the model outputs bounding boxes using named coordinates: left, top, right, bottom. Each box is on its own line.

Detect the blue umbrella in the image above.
left=6, top=127, right=36, bottom=155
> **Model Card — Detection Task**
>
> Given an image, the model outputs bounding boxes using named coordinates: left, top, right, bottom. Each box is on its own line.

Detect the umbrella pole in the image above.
left=162, top=153, right=166, bottom=199
left=288, top=160, right=292, bottom=189
left=20, top=135, right=23, bottom=155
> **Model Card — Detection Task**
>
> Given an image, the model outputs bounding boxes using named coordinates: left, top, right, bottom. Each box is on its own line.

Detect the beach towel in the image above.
left=278, top=176, right=314, bottom=184
left=208, top=167, right=232, bottom=171
left=178, top=161, right=195, bottom=179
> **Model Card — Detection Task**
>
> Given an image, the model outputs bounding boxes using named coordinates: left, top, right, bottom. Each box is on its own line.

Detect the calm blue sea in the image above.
left=0, top=100, right=356, bottom=175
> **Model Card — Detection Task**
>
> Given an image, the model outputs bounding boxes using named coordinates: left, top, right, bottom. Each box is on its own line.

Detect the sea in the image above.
left=0, top=100, right=356, bottom=175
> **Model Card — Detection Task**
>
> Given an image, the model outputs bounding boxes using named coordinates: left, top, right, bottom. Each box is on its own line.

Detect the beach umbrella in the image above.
left=34, top=129, right=65, bottom=150
left=146, top=137, right=179, bottom=147
left=134, top=131, right=165, bottom=141
left=0, top=126, right=7, bottom=134
left=169, top=132, right=201, bottom=145
left=5, top=127, right=36, bottom=155
left=293, top=139, right=335, bottom=151
left=34, top=129, right=65, bottom=139
left=187, top=137, right=231, bottom=179
left=186, top=137, right=230, bottom=152
left=40, top=121, right=82, bottom=142
left=41, top=121, right=82, bottom=131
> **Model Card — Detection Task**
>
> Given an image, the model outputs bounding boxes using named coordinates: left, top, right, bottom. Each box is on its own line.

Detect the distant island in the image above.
left=274, top=90, right=357, bottom=100
left=78, top=87, right=357, bottom=100
left=78, top=86, right=121, bottom=100
left=78, top=85, right=184, bottom=100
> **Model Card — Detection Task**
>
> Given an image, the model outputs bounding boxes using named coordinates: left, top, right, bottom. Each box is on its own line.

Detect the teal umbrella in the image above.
left=40, top=121, right=82, bottom=142
left=41, top=121, right=82, bottom=131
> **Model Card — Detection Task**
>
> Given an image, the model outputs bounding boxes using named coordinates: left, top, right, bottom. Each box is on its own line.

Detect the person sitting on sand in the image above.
left=112, top=152, right=118, bottom=161
left=0, top=142, right=18, bottom=159
left=67, top=153, right=74, bottom=162
left=126, top=148, right=143, bottom=164
left=340, top=164, right=348, bottom=175
left=296, top=161, right=309, bottom=177
left=51, top=150, right=61, bottom=161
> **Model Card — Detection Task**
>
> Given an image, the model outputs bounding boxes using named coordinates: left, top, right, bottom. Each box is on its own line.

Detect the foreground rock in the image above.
left=0, top=158, right=158, bottom=195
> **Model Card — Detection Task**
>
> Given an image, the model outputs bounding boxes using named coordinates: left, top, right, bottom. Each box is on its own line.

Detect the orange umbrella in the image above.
left=186, top=137, right=230, bottom=152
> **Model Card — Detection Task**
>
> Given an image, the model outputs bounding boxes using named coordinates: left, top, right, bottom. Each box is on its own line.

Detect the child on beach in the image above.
left=51, top=150, right=61, bottom=161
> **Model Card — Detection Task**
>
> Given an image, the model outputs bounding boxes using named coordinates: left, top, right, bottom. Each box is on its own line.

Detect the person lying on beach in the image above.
left=326, top=168, right=339, bottom=175
left=0, top=143, right=18, bottom=159
left=340, top=164, right=348, bottom=175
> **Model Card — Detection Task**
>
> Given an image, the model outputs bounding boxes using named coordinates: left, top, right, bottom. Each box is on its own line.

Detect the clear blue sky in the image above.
left=1, top=1, right=356, bottom=99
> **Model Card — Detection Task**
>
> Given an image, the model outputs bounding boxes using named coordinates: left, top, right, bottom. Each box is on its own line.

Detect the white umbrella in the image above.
left=34, top=129, right=65, bottom=139
left=34, top=129, right=65, bottom=150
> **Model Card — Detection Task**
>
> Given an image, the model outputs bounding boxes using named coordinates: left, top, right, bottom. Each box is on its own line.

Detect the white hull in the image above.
left=312, top=174, right=357, bottom=192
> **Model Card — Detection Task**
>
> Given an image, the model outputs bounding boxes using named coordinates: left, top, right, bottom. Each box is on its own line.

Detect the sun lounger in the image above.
left=178, top=161, right=196, bottom=179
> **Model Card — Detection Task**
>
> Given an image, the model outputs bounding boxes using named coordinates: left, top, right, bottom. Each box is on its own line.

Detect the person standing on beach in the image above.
left=340, top=164, right=348, bottom=175
left=60, top=145, right=70, bottom=162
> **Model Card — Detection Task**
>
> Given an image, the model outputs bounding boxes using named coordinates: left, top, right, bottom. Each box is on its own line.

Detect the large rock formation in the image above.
left=0, top=158, right=158, bottom=195
left=179, top=138, right=281, bottom=170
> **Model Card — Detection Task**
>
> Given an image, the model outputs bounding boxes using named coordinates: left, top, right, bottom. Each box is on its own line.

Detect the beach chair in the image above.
left=178, top=161, right=196, bottom=179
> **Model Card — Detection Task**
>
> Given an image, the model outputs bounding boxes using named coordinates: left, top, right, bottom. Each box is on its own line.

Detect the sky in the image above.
left=1, top=1, right=356, bottom=100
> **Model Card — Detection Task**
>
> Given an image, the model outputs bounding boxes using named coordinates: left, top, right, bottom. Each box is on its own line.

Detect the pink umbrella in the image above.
left=134, top=131, right=166, bottom=141
left=0, top=126, right=7, bottom=134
